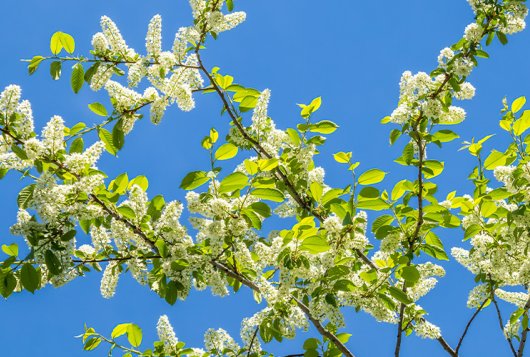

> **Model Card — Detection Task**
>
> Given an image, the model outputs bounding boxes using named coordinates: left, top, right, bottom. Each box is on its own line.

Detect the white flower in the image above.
left=105, top=80, right=143, bottom=112
left=209, top=11, right=246, bottom=33
left=78, top=244, right=95, bottom=256
left=172, top=27, right=200, bottom=61
left=323, top=216, right=343, bottom=235
left=495, top=289, right=529, bottom=308
left=439, top=106, right=466, bottom=124
left=128, top=61, right=147, bottom=87
left=157, top=315, right=178, bottom=354
left=91, top=32, right=109, bottom=53
left=464, top=23, right=483, bottom=42
left=100, top=261, right=120, bottom=298
left=455, top=82, right=476, bottom=100
left=0, top=85, right=21, bottom=116
left=100, top=16, right=129, bottom=55
left=467, top=284, right=490, bottom=308
left=146, top=15, right=162, bottom=57
left=437, top=47, right=454, bottom=68
left=415, top=320, right=441, bottom=339
left=204, top=328, right=240, bottom=354
left=41, top=115, right=65, bottom=156
left=90, top=64, right=114, bottom=91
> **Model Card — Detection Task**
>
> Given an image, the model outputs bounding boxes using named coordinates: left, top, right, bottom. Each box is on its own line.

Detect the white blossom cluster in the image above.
left=204, top=328, right=240, bottom=355
left=389, top=70, right=472, bottom=125
left=86, top=0, right=246, bottom=129
left=467, top=0, right=528, bottom=34
left=389, top=0, right=528, bottom=126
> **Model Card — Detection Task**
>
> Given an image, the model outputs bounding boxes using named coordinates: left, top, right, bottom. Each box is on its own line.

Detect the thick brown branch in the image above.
left=437, top=337, right=457, bottom=357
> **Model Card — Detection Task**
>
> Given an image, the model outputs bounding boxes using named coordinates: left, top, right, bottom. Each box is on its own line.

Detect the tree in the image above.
left=1, top=0, right=530, bottom=356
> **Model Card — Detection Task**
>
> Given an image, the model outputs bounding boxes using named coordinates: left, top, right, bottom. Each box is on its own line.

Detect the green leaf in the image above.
left=310, top=182, right=323, bottom=202
left=358, top=169, right=386, bottom=185
left=390, top=129, right=402, bottom=145
left=129, top=176, right=149, bottom=191
left=20, top=264, right=41, bottom=293
left=391, top=180, right=411, bottom=201
left=298, top=97, right=322, bottom=118
left=60, top=32, right=75, bottom=54
left=239, top=96, right=258, bottom=112
left=111, top=323, right=130, bottom=339
left=388, top=286, right=412, bottom=305
left=513, top=110, right=530, bottom=136
left=117, top=206, right=136, bottom=220
left=432, top=130, right=459, bottom=143
left=50, top=32, right=63, bottom=54
left=497, top=31, right=508, bottom=45
left=464, top=224, right=482, bottom=241
left=70, top=137, right=84, bottom=154
left=110, top=173, right=129, bottom=194
left=371, top=215, right=394, bottom=234
left=127, top=324, right=142, bottom=347
left=44, top=250, right=62, bottom=275
left=484, top=150, right=508, bottom=170
left=50, top=61, right=62, bottom=80
left=88, top=102, right=108, bottom=117
left=214, top=143, right=238, bottom=161
left=300, top=236, right=330, bottom=253
left=28, top=56, right=44, bottom=75
left=83, top=337, right=101, bottom=351
left=303, top=338, right=320, bottom=350
left=309, top=120, right=339, bottom=134
left=218, top=172, right=248, bottom=193
left=71, top=63, right=84, bottom=93
left=333, top=151, right=351, bottom=164
left=512, top=96, right=526, bottom=113
left=480, top=200, right=497, bottom=217
left=251, top=188, right=285, bottom=202
left=337, top=333, right=352, bottom=344
left=249, top=202, right=271, bottom=218
left=112, top=124, right=125, bottom=150
left=98, top=128, right=117, bottom=156
left=242, top=209, right=262, bottom=230
left=11, top=144, right=28, bottom=160
left=0, top=273, right=17, bottom=298
left=333, top=279, right=356, bottom=292
left=422, top=160, right=444, bottom=179
left=257, top=158, right=278, bottom=172
left=400, top=266, right=420, bottom=284
left=17, top=184, right=35, bottom=209
left=69, top=122, right=86, bottom=136
left=180, top=171, right=210, bottom=190
left=1, top=244, right=18, bottom=257
left=60, top=230, right=76, bottom=242
left=356, top=198, right=389, bottom=211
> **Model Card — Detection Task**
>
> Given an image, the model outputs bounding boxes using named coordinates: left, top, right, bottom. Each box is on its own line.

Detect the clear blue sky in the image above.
left=1, top=1, right=529, bottom=356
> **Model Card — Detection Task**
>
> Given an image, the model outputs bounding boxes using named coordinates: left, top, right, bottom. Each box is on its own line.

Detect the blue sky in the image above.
left=1, top=0, right=530, bottom=356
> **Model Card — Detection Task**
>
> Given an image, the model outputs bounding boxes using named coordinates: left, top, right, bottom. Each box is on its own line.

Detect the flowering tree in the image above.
left=1, top=0, right=530, bottom=356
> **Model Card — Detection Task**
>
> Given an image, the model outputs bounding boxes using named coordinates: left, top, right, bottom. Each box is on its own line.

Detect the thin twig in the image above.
left=492, top=297, right=517, bottom=357
left=455, top=299, right=488, bottom=354
left=247, top=327, right=259, bottom=357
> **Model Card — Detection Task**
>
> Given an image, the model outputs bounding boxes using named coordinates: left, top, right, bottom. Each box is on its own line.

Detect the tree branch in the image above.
left=211, top=260, right=355, bottom=357
left=517, top=297, right=530, bottom=357
left=455, top=299, right=488, bottom=354
left=437, top=337, right=457, bottom=357
left=492, top=296, right=517, bottom=357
